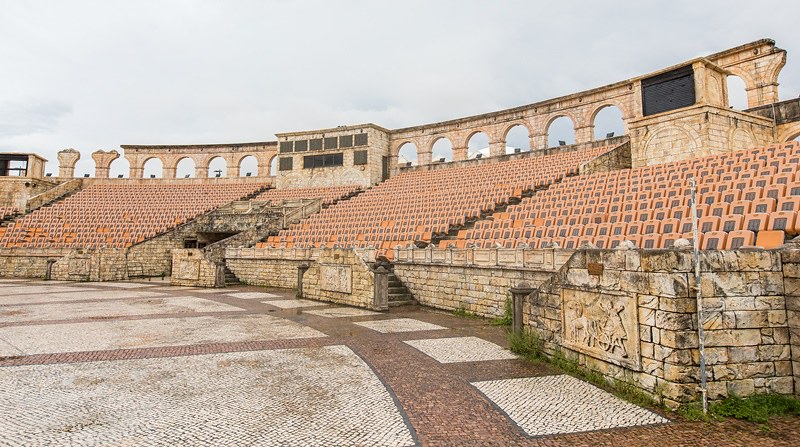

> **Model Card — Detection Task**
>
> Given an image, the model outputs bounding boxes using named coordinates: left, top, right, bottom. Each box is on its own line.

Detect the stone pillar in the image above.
left=531, top=134, right=547, bottom=151
left=214, top=264, right=226, bottom=288
left=297, top=264, right=310, bottom=298
left=575, top=125, right=594, bottom=144
left=372, top=266, right=389, bottom=311
left=163, top=165, right=177, bottom=179
left=418, top=151, right=433, bottom=166
left=489, top=140, right=505, bottom=157
left=452, top=146, right=468, bottom=161
left=57, top=149, right=81, bottom=178
left=91, top=150, right=120, bottom=178
left=509, top=281, right=537, bottom=333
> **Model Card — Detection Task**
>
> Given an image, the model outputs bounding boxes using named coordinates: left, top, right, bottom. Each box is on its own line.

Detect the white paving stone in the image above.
left=305, top=307, right=382, bottom=318
left=81, top=281, right=159, bottom=289
left=0, top=296, right=242, bottom=324
left=404, top=336, right=518, bottom=363
left=0, top=346, right=415, bottom=447
left=355, top=318, right=447, bottom=333
left=227, top=291, right=281, bottom=299
left=264, top=299, right=330, bottom=309
left=0, top=314, right=326, bottom=355
left=472, top=375, right=668, bottom=436
left=193, top=288, right=237, bottom=294
left=0, top=290, right=167, bottom=306
left=0, top=285, right=97, bottom=296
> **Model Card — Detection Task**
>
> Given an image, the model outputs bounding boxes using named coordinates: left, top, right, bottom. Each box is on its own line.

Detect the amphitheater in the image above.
left=2, top=38, right=800, bottom=443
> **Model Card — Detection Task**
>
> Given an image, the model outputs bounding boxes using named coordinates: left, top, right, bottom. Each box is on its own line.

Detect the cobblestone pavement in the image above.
left=1, top=278, right=799, bottom=446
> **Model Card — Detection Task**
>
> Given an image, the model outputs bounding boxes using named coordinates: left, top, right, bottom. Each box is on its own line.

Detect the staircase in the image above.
left=388, top=272, right=415, bottom=307
left=223, top=264, right=240, bottom=285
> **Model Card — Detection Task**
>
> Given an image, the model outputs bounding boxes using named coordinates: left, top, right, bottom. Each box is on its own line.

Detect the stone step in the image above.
left=389, top=299, right=415, bottom=307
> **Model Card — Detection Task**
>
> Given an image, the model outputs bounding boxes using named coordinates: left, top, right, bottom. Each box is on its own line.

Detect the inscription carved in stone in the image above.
left=320, top=264, right=352, bottom=294
left=177, top=259, right=200, bottom=280
left=561, top=289, right=640, bottom=370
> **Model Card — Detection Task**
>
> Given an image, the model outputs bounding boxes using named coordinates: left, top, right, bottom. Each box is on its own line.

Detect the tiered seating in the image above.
left=0, top=183, right=267, bottom=249
left=252, top=185, right=361, bottom=206
left=0, top=207, right=18, bottom=220
left=258, top=146, right=614, bottom=254
left=454, top=142, right=800, bottom=250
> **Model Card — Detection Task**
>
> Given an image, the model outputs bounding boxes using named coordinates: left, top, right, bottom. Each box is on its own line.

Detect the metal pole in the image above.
left=690, top=176, right=708, bottom=414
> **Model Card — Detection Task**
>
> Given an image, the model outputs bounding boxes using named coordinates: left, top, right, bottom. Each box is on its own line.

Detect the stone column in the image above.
left=372, top=266, right=389, bottom=311
left=91, top=150, right=120, bottom=178
left=489, top=140, right=505, bottom=157
left=509, top=281, right=537, bottom=333
left=575, top=125, right=594, bottom=144
left=418, top=151, right=433, bottom=166
left=531, top=134, right=547, bottom=151
left=452, top=146, right=468, bottom=161
left=57, top=149, right=81, bottom=178
left=297, top=264, right=310, bottom=298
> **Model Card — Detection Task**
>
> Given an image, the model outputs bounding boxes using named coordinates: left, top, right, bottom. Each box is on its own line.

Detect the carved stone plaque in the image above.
left=561, top=289, right=640, bottom=370
left=320, top=264, right=352, bottom=294
left=177, top=259, right=200, bottom=280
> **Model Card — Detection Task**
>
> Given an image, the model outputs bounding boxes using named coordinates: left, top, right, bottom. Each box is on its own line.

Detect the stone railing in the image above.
left=25, top=178, right=83, bottom=212
left=393, top=246, right=574, bottom=271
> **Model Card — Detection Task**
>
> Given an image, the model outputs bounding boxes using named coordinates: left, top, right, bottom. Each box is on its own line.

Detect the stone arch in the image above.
left=641, top=125, right=698, bottom=166
left=726, top=75, right=748, bottom=110
left=269, top=155, right=278, bottom=176
left=545, top=114, right=576, bottom=147
left=109, top=157, right=130, bottom=178
left=175, top=157, right=197, bottom=178
left=207, top=156, right=227, bottom=178
left=238, top=155, right=259, bottom=177
left=142, top=157, right=164, bottom=178
left=431, top=136, right=453, bottom=162
left=503, top=123, right=531, bottom=153
left=466, top=131, right=490, bottom=159
left=397, top=142, right=418, bottom=166
left=74, top=156, right=96, bottom=178
left=778, top=122, right=800, bottom=143
left=728, top=127, right=756, bottom=153
left=590, top=104, right=626, bottom=140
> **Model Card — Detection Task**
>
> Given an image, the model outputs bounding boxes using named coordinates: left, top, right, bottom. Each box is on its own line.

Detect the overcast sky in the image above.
left=1, top=0, right=799, bottom=175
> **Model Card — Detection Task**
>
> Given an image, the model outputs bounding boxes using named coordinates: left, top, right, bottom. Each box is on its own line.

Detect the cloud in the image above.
left=0, top=98, right=72, bottom=138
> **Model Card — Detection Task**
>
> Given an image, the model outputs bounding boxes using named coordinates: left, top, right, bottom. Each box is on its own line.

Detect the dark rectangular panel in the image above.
left=279, top=141, right=293, bottom=153
left=354, top=133, right=368, bottom=146
left=339, top=135, right=353, bottom=148
left=641, top=65, right=695, bottom=116
left=353, top=150, right=368, bottom=165
left=324, top=137, right=338, bottom=150
left=309, top=139, right=323, bottom=151
left=294, top=140, right=308, bottom=152
left=278, top=157, right=293, bottom=171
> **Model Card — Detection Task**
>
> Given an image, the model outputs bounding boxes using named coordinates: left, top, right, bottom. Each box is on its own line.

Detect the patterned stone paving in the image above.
left=263, top=299, right=330, bottom=309
left=473, top=375, right=669, bottom=436
left=404, top=336, right=518, bottom=363
left=0, top=296, right=241, bottom=324
left=81, top=282, right=158, bottom=288
left=226, top=291, right=281, bottom=299
left=0, top=290, right=167, bottom=306
left=305, top=307, right=382, bottom=318
left=0, top=314, right=326, bottom=356
left=0, top=285, right=98, bottom=296
left=355, top=318, right=447, bottom=333
left=0, top=346, right=415, bottom=447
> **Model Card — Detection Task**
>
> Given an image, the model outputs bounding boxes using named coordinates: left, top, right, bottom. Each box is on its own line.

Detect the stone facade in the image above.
left=392, top=247, right=574, bottom=317
left=0, top=178, right=59, bottom=209
left=50, top=248, right=128, bottom=281
left=782, top=244, right=800, bottom=396
left=171, top=249, right=219, bottom=287
left=274, top=124, right=391, bottom=189
left=0, top=248, right=68, bottom=278
left=118, top=142, right=277, bottom=179
left=526, top=248, right=793, bottom=407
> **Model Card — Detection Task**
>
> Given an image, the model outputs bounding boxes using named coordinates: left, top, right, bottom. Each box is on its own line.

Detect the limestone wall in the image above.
left=50, top=248, right=128, bottom=281
left=171, top=249, right=218, bottom=287
left=781, top=246, right=800, bottom=396
left=0, top=248, right=68, bottom=278
left=0, top=178, right=60, bottom=209
left=526, top=248, right=793, bottom=406
left=392, top=247, right=573, bottom=317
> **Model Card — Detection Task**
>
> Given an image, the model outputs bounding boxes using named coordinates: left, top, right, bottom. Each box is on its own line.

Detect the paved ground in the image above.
left=0, top=278, right=798, bottom=446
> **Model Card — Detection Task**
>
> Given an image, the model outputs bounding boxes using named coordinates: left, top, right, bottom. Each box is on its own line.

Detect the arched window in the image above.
left=109, top=157, right=130, bottom=178
left=504, top=125, right=530, bottom=154
left=142, top=158, right=164, bottom=178
left=467, top=132, right=489, bottom=159
left=238, top=155, right=258, bottom=177
left=546, top=116, right=575, bottom=147
left=175, top=158, right=196, bottom=178
left=593, top=105, right=625, bottom=140
left=431, top=137, right=453, bottom=162
left=727, top=75, right=748, bottom=110
left=207, top=157, right=227, bottom=178
left=397, top=142, right=418, bottom=166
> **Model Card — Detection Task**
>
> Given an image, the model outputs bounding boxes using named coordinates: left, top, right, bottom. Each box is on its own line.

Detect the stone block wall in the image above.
left=50, top=248, right=128, bottom=281
left=0, top=248, right=68, bottom=278
left=171, top=249, right=218, bottom=287
left=226, top=247, right=317, bottom=289
left=393, top=248, right=572, bottom=317
left=782, top=246, right=800, bottom=396
left=526, top=248, right=793, bottom=406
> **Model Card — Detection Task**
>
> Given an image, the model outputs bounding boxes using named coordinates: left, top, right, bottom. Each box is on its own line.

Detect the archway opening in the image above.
left=109, top=157, right=130, bottom=178
left=74, top=157, right=95, bottom=178
left=431, top=138, right=453, bottom=163
left=504, top=125, right=530, bottom=154
left=547, top=116, right=575, bottom=147
left=143, top=158, right=164, bottom=178
left=239, top=155, right=258, bottom=177
left=207, top=157, right=227, bottom=178
left=269, top=157, right=278, bottom=176
left=593, top=105, right=625, bottom=140
left=175, top=158, right=196, bottom=178
left=45, top=160, right=59, bottom=177
left=727, top=75, right=748, bottom=110
left=397, top=142, right=418, bottom=167
left=467, top=132, right=490, bottom=159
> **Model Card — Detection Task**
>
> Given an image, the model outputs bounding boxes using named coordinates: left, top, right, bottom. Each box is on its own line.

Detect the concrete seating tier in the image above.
left=449, top=142, right=800, bottom=250
left=257, top=146, right=614, bottom=256
left=251, top=185, right=361, bottom=206
left=0, top=183, right=268, bottom=249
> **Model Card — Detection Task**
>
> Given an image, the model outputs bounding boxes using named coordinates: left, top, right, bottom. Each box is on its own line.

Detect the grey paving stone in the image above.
left=404, top=336, right=518, bottom=363
left=226, top=292, right=281, bottom=299
left=305, top=308, right=382, bottom=318
left=263, top=299, right=330, bottom=309
left=355, top=318, right=447, bottom=333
